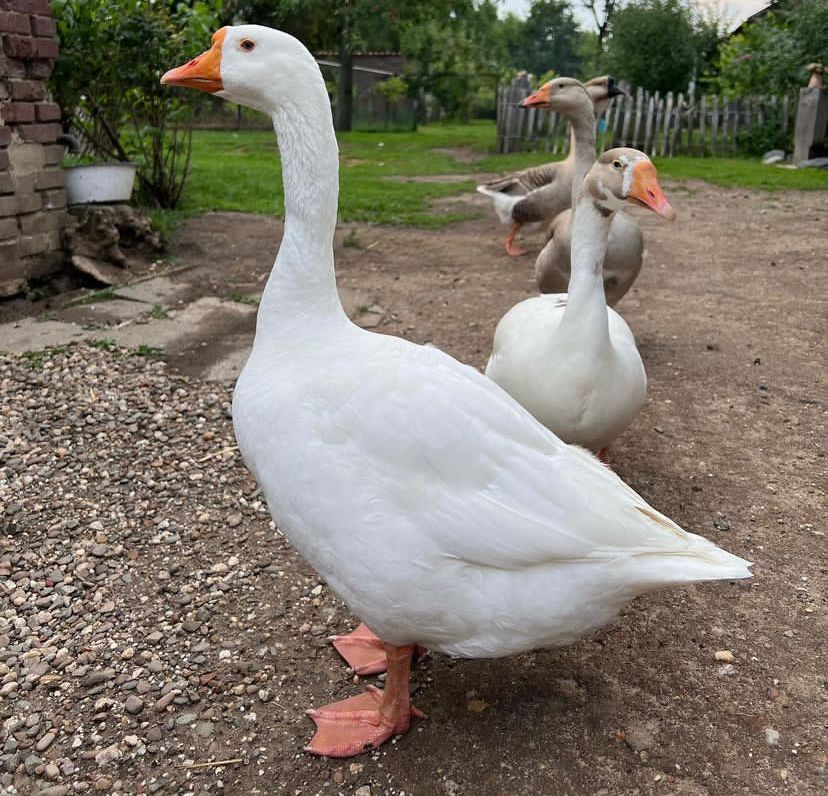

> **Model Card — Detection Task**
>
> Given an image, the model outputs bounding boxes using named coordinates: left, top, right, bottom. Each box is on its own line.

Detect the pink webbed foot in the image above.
left=330, top=624, right=427, bottom=676
left=305, top=645, right=425, bottom=757
left=597, top=447, right=611, bottom=466
left=330, top=623, right=388, bottom=675
left=305, top=685, right=426, bottom=757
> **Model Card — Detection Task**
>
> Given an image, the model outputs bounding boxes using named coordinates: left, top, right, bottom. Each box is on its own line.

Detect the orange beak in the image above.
left=522, top=83, right=551, bottom=109
left=161, top=27, right=226, bottom=93
left=628, top=161, right=676, bottom=221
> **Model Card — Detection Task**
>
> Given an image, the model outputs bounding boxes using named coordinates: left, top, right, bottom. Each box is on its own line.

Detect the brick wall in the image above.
left=0, top=0, right=66, bottom=298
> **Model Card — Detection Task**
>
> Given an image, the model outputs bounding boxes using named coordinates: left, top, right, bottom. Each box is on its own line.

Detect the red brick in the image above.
left=19, top=121, right=59, bottom=143
left=35, top=166, right=63, bottom=190
left=41, top=143, right=63, bottom=165
left=0, top=1, right=51, bottom=14
left=26, top=58, right=52, bottom=79
left=30, top=15, right=55, bottom=37
left=18, top=230, right=58, bottom=256
left=0, top=216, right=17, bottom=239
left=16, top=192, right=41, bottom=213
left=41, top=188, right=65, bottom=210
left=0, top=126, right=11, bottom=145
left=2, top=34, right=35, bottom=59
left=1, top=101, right=35, bottom=122
left=10, top=78, right=45, bottom=101
left=0, top=11, right=31, bottom=34
left=19, top=208, right=64, bottom=234
left=33, top=37, right=57, bottom=59
left=0, top=53, right=27, bottom=77
left=0, top=194, right=20, bottom=216
left=35, top=101, right=59, bottom=121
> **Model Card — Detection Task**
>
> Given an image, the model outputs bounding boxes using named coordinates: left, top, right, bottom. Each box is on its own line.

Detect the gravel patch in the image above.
left=0, top=344, right=347, bottom=795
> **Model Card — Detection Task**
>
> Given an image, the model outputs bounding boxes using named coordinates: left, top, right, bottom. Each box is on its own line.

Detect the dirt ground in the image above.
left=2, top=178, right=827, bottom=796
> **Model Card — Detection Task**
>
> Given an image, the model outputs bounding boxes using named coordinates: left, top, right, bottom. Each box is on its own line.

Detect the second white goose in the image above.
left=486, top=148, right=676, bottom=460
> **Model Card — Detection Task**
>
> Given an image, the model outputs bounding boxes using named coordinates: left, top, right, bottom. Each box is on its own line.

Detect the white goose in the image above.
left=163, top=25, right=750, bottom=759
left=486, top=149, right=675, bottom=461
left=486, top=148, right=675, bottom=461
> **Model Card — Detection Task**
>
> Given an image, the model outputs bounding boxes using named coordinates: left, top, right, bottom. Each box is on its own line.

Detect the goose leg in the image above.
left=306, top=643, right=426, bottom=757
left=330, top=624, right=428, bottom=675
left=597, top=447, right=611, bottom=465
left=505, top=222, right=527, bottom=256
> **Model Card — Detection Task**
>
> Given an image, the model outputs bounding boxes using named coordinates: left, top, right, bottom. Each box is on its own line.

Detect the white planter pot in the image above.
left=64, top=162, right=138, bottom=205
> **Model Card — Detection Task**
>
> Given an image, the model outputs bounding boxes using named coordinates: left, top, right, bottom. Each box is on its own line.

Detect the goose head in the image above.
left=521, top=77, right=591, bottom=113
left=584, top=75, right=626, bottom=116
left=585, top=148, right=676, bottom=221
left=161, top=25, right=320, bottom=115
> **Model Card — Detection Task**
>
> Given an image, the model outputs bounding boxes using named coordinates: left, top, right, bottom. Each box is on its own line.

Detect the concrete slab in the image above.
left=114, top=276, right=191, bottom=306
left=60, top=299, right=149, bottom=325
left=0, top=318, right=93, bottom=353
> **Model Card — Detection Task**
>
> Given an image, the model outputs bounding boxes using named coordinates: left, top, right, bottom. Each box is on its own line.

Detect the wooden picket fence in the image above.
left=496, top=77, right=796, bottom=157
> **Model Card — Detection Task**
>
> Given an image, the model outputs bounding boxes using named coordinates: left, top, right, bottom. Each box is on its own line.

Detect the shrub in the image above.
left=51, top=0, right=220, bottom=209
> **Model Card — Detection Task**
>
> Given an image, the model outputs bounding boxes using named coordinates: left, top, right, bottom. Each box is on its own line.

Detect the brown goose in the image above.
left=477, top=76, right=624, bottom=256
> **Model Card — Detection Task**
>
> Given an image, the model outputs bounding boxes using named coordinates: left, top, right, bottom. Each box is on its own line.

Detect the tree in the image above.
left=582, top=0, right=619, bottom=65
left=718, top=0, right=828, bottom=96
left=604, top=0, right=710, bottom=93
left=507, top=0, right=583, bottom=79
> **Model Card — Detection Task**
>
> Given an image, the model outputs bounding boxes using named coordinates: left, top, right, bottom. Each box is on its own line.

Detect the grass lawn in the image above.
left=165, top=120, right=827, bottom=231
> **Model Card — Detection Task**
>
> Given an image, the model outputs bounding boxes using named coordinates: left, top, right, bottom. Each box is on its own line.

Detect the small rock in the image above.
left=36, top=731, right=57, bottom=752
left=93, top=777, right=112, bottom=792
left=24, top=754, right=43, bottom=775
left=717, top=663, right=736, bottom=677
left=124, top=735, right=139, bottom=747
left=145, top=631, right=163, bottom=645
left=35, top=787, right=69, bottom=796
left=765, top=727, right=780, bottom=746
left=624, top=724, right=656, bottom=752
left=83, top=669, right=116, bottom=687
left=354, top=787, right=372, bottom=796
left=146, top=727, right=163, bottom=742
left=44, top=761, right=61, bottom=780
left=194, top=721, right=214, bottom=738
left=125, top=695, right=144, bottom=715
left=714, top=650, right=735, bottom=663
left=94, top=744, right=121, bottom=766
left=175, top=713, right=197, bottom=726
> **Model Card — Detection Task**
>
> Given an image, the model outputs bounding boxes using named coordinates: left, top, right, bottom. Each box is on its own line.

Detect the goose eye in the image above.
left=240, top=39, right=255, bottom=52
left=613, top=160, right=623, bottom=170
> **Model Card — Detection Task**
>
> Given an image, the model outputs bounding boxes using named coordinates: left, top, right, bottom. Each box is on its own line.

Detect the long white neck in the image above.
left=255, top=86, right=346, bottom=340
left=567, top=104, right=596, bottom=206
left=559, top=193, right=612, bottom=348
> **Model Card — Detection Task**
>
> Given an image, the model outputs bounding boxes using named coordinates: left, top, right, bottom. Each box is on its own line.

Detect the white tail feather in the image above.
left=477, top=185, right=521, bottom=225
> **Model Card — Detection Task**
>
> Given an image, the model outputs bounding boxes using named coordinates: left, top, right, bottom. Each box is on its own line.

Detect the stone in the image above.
left=124, top=695, right=144, bottom=715
left=35, top=730, right=56, bottom=752
left=761, top=149, right=785, bottom=165
left=94, top=744, right=121, bottom=766
left=624, top=724, right=656, bottom=752
left=765, top=727, right=780, bottom=746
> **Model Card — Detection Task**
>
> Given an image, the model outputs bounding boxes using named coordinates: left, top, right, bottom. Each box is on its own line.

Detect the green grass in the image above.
left=88, top=338, right=119, bottom=351
left=149, top=304, right=169, bottom=320
left=163, top=121, right=825, bottom=234
left=134, top=345, right=165, bottom=357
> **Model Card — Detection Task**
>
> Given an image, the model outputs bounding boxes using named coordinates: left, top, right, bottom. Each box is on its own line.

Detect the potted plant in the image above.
left=50, top=0, right=218, bottom=209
